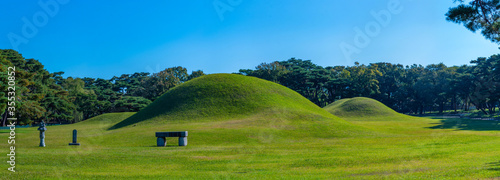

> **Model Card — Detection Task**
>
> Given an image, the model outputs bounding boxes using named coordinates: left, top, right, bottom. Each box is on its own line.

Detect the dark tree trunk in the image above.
left=465, top=97, right=470, bottom=111
left=1, top=112, right=7, bottom=127
left=453, top=97, right=457, bottom=113
left=480, top=106, right=488, bottom=115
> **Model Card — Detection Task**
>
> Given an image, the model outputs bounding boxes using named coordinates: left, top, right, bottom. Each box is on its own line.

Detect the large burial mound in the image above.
left=324, top=97, right=403, bottom=118
left=110, top=74, right=360, bottom=135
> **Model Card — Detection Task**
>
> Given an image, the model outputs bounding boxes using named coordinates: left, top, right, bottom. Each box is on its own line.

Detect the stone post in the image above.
left=69, top=129, right=80, bottom=145
left=37, top=121, right=47, bottom=147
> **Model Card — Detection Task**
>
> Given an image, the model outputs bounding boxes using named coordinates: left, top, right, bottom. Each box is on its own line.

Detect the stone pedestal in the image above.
left=39, top=131, right=45, bottom=147
left=38, top=121, right=47, bottom=147
left=178, top=137, right=187, bottom=146
left=157, top=137, right=166, bottom=146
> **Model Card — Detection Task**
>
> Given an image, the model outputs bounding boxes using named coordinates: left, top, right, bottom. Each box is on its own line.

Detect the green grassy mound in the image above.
left=324, top=97, right=402, bottom=118
left=110, top=74, right=355, bottom=132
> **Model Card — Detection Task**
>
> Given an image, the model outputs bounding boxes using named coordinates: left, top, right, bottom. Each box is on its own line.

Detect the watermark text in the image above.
left=213, top=0, right=242, bottom=21
left=6, top=66, right=16, bottom=172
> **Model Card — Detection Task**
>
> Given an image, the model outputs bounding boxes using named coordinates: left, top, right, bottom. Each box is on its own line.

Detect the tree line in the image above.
left=0, top=49, right=204, bottom=126
left=239, top=56, right=500, bottom=116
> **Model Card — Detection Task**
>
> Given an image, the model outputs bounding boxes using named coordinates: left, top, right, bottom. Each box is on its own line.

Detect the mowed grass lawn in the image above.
left=0, top=112, right=500, bottom=179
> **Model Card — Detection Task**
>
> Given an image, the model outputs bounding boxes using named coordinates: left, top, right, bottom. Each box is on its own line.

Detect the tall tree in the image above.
left=371, top=62, right=405, bottom=111
left=240, top=61, right=287, bottom=83
left=188, top=70, right=206, bottom=81
left=344, top=62, right=381, bottom=98
left=446, top=0, right=500, bottom=43
left=324, top=66, right=350, bottom=103
left=469, top=55, right=500, bottom=114
left=143, top=66, right=188, bottom=101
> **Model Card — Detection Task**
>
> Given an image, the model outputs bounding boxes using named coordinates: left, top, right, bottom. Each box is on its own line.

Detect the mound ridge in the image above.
left=324, top=97, right=401, bottom=118
left=110, top=74, right=350, bottom=130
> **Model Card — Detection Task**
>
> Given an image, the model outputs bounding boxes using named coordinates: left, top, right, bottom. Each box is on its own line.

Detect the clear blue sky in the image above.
left=1, top=0, right=498, bottom=79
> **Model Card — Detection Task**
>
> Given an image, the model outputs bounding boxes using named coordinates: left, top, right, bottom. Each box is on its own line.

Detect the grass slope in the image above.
left=324, top=97, right=403, bottom=119
left=323, top=97, right=420, bottom=134
left=2, top=112, right=500, bottom=179
left=111, top=74, right=354, bottom=131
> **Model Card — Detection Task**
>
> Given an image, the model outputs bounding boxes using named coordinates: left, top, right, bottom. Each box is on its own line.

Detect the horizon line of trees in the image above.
left=239, top=56, right=500, bottom=116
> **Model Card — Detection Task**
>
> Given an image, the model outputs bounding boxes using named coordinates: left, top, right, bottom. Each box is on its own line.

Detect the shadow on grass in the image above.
left=428, top=118, right=500, bottom=131
left=147, top=145, right=186, bottom=148
left=485, top=161, right=500, bottom=171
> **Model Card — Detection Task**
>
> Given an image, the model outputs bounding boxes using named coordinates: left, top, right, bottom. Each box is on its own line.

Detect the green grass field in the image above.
left=1, top=74, right=500, bottom=179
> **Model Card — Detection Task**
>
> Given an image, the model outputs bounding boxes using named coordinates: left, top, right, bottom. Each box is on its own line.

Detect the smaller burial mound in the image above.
left=324, top=97, right=402, bottom=118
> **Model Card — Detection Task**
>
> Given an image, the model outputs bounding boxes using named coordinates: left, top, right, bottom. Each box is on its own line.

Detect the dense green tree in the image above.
left=0, top=54, right=11, bottom=125
left=469, top=55, right=500, bottom=114
left=41, top=72, right=75, bottom=124
left=452, top=65, right=475, bottom=112
left=278, top=59, right=327, bottom=106
left=62, top=77, right=94, bottom=122
left=111, top=72, right=150, bottom=95
left=0, top=50, right=75, bottom=125
left=240, top=61, right=287, bottom=83
left=143, top=66, right=188, bottom=101
left=188, top=70, right=206, bottom=81
left=403, top=64, right=426, bottom=114
left=345, top=62, right=381, bottom=98
left=370, top=63, right=405, bottom=111
left=17, top=100, right=46, bottom=125
left=446, top=0, right=500, bottom=43
left=113, top=96, right=152, bottom=112
left=324, top=66, right=350, bottom=103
